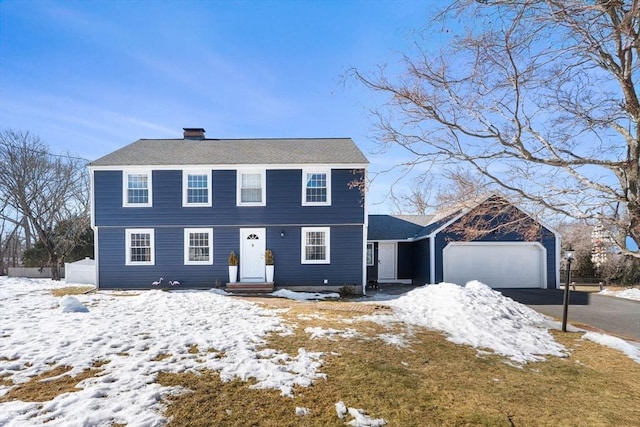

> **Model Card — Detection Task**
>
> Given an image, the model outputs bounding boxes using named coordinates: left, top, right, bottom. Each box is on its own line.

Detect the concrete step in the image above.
left=225, top=282, right=274, bottom=293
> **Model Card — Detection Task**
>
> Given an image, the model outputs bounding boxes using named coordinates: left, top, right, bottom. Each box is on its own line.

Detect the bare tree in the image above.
left=390, top=178, right=432, bottom=215
left=0, top=130, right=89, bottom=280
left=352, top=0, right=640, bottom=257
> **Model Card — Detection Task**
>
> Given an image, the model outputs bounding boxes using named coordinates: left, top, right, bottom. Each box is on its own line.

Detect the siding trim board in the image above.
left=90, top=163, right=368, bottom=172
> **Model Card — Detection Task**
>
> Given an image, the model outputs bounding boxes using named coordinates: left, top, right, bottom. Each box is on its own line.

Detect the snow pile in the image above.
left=599, top=287, right=640, bottom=301
left=386, top=281, right=567, bottom=363
left=335, top=401, right=386, bottom=426
left=0, top=277, right=325, bottom=426
left=271, top=289, right=340, bottom=301
left=583, top=332, right=640, bottom=363
left=59, top=295, right=89, bottom=313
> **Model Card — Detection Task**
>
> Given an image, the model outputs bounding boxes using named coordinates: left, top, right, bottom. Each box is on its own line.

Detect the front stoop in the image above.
left=225, top=282, right=275, bottom=293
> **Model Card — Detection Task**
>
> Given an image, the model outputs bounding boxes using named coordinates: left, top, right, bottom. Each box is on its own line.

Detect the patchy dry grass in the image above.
left=0, top=362, right=105, bottom=403
left=159, top=299, right=640, bottom=427
left=50, top=286, right=95, bottom=297
left=3, top=298, right=639, bottom=426
left=0, top=374, right=13, bottom=388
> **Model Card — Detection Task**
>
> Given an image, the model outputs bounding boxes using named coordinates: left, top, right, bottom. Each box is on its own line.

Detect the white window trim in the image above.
left=236, top=169, right=266, bottom=206
left=301, top=168, right=331, bottom=206
left=301, top=227, right=330, bottom=264
left=184, top=228, right=214, bottom=265
left=182, top=170, right=212, bottom=207
left=123, top=169, right=153, bottom=207
left=366, top=242, right=374, bottom=266
left=125, top=228, right=155, bottom=266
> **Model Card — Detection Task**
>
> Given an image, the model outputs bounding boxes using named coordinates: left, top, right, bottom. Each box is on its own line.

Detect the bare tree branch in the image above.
left=351, top=0, right=640, bottom=257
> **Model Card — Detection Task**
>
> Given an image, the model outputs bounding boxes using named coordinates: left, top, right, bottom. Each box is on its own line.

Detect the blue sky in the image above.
left=0, top=0, right=440, bottom=212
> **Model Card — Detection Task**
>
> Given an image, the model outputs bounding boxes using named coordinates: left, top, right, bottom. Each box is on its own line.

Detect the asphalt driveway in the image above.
left=498, top=289, right=640, bottom=341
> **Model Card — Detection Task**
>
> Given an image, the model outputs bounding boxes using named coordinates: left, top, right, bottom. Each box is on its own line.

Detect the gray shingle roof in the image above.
left=90, top=138, right=368, bottom=166
left=367, top=215, right=433, bottom=240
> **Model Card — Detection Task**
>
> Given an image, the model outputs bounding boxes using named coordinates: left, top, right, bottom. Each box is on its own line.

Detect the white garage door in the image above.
left=443, top=242, right=546, bottom=288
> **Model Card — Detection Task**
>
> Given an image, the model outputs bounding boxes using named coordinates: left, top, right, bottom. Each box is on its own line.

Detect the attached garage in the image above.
left=367, top=195, right=561, bottom=290
left=443, top=242, right=546, bottom=288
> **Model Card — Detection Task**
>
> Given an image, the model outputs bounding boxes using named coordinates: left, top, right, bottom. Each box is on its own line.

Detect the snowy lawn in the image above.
left=1, top=277, right=639, bottom=426
left=0, top=277, right=324, bottom=426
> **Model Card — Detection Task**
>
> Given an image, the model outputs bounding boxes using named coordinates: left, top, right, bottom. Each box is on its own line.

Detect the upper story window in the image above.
left=301, top=227, right=330, bottom=264
left=237, top=170, right=265, bottom=206
left=125, top=228, right=155, bottom=265
left=302, top=169, right=331, bottom=206
left=123, top=170, right=152, bottom=207
left=183, top=170, right=212, bottom=207
left=184, top=228, right=213, bottom=265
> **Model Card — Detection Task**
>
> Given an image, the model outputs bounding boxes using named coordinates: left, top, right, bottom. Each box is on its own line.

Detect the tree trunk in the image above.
left=50, top=261, right=61, bottom=281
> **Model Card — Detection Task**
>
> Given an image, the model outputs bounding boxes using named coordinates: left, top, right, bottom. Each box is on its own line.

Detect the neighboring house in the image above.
left=367, top=195, right=561, bottom=289
left=90, top=128, right=368, bottom=292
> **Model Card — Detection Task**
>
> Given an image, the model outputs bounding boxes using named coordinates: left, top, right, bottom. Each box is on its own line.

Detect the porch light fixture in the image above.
left=562, top=248, right=575, bottom=332
left=280, top=230, right=285, bottom=237
left=565, top=249, right=575, bottom=261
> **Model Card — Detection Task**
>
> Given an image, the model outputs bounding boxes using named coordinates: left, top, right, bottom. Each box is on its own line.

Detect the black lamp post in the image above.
left=562, top=248, right=575, bottom=332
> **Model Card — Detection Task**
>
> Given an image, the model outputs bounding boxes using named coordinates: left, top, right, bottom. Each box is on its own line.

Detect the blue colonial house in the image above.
left=366, top=195, right=561, bottom=289
left=90, top=128, right=368, bottom=292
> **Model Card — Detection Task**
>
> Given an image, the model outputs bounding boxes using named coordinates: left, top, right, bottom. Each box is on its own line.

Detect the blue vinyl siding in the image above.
left=411, top=238, right=430, bottom=286
left=270, top=225, right=363, bottom=286
left=98, top=225, right=363, bottom=289
left=397, top=242, right=413, bottom=280
left=94, top=169, right=364, bottom=227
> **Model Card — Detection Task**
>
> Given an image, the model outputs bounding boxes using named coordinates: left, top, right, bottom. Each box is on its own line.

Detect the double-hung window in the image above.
left=184, top=228, right=213, bottom=265
left=301, top=227, right=330, bottom=264
left=125, top=229, right=155, bottom=265
left=183, top=170, right=212, bottom=207
left=237, top=170, right=265, bottom=206
left=123, top=170, right=152, bottom=207
left=302, top=169, right=331, bottom=206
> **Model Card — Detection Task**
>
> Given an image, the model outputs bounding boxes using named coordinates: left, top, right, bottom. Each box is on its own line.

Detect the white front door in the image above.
left=378, top=242, right=396, bottom=281
left=240, top=228, right=266, bottom=282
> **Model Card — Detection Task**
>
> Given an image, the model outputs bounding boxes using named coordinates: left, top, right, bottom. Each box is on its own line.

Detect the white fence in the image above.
left=65, top=258, right=96, bottom=285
